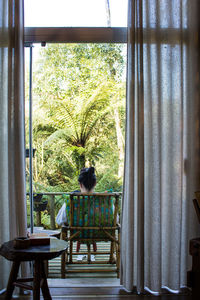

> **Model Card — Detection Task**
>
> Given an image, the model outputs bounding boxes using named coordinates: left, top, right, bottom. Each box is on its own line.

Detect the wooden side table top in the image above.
left=0, top=238, right=68, bottom=262
left=27, top=227, right=61, bottom=238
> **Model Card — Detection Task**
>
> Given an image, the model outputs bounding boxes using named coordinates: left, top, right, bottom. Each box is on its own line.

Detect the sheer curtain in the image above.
left=121, top=0, right=200, bottom=294
left=0, top=0, right=27, bottom=290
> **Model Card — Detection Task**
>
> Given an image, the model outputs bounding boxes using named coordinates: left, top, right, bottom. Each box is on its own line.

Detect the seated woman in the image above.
left=56, top=167, right=97, bottom=261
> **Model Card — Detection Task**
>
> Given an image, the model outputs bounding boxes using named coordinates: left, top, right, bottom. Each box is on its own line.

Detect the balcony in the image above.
left=27, top=192, right=122, bottom=280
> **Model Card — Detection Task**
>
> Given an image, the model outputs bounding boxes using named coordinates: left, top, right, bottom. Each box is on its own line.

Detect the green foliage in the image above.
left=25, top=43, right=126, bottom=217
left=95, top=171, right=122, bottom=193
left=40, top=211, right=51, bottom=229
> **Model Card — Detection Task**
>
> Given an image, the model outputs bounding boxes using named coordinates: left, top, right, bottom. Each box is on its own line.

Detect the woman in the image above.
left=56, top=167, right=97, bottom=261
left=56, top=167, right=96, bottom=225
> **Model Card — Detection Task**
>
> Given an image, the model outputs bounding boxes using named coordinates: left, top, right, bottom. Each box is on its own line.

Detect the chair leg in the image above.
left=66, top=247, right=69, bottom=264
left=76, top=241, right=81, bottom=252
left=61, top=252, right=66, bottom=279
left=87, top=243, right=91, bottom=263
left=61, top=228, right=69, bottom=278
left=69, top=241, right=73, bottom=263
left=109, top=241, right=115, bottom=263
left=92, top=242, right=97, bottom=252
left=116, top=231, right=120, bottom=278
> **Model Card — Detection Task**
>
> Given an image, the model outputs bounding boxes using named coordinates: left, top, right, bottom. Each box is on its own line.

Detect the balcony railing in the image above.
left=27, top=192, right=122, bottom=230
left=27, top=192, right=70, bottom=229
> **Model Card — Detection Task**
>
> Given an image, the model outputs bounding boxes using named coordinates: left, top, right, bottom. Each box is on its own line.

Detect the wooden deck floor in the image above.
left=48, top=241, right=118, bottom=279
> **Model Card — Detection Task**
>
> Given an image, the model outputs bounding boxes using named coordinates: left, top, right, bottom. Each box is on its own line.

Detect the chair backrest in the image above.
left=66, top=192, right=120, bottom=240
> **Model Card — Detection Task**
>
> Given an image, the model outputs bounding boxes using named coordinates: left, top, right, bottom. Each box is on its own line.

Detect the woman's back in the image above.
left=65, top=192, right=115, bottom=239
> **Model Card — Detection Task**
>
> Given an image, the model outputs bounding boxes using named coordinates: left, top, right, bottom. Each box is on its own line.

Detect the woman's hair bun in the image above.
left=88, top=167, right=95, bottom=174
left=78, top=167, right=96, bottom=191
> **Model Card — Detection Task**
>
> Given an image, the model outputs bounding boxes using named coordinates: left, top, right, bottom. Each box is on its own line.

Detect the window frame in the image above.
left=24, top=27, right=127, bottom=44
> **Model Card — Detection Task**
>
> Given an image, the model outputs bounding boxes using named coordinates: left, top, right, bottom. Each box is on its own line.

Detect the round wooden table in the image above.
left=0, top=238, right=68, bottom=300
left=27, top=227, right=61, bottom=239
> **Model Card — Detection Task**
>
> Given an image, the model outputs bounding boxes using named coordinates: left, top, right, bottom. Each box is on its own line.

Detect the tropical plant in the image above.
left=25, top=43, right=126, bottom=193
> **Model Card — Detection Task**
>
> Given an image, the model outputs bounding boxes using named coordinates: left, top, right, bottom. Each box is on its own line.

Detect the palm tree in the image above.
left=44, top=82, right=112, bottom=172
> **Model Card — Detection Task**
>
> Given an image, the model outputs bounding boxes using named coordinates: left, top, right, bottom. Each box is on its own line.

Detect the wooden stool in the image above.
left=188, top=238, right=200, bottom=297
left=0, top=238, right=68, bottom=300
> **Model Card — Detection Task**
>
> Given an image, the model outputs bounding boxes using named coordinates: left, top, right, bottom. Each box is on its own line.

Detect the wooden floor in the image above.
left=0, top=242, right=193, bottom=299
left=0, top=287, right=193, bottom=299
left=48, top=241, right=118, bottom=279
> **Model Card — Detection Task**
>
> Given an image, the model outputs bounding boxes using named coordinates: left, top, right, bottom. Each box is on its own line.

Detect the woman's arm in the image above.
left=56, top=202, right=67, bottom=226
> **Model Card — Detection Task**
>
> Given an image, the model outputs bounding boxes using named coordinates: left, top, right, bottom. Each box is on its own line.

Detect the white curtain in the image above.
left=0, top=0, right=27, bottom=290
left=121, top=0, right=200, bottom=294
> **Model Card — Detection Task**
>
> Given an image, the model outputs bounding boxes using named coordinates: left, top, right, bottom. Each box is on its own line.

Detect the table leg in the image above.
left=33, top=259, right=41, bottom=300
left=44, top=260, right=49, bottom=277
left=40, top=260, right=52, bottom=300
left=5, top=261, right=20, bottom=300
left=61, top=252, right=66, bottom=278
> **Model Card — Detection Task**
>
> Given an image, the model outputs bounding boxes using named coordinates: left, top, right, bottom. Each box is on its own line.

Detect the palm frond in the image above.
left=51, top=99, right=80, bottom=140
left=44, top=128, right=75, bottom=146
left=79, top=83, right=112, bottom=140
left=83, top=108, right=110, bottom=144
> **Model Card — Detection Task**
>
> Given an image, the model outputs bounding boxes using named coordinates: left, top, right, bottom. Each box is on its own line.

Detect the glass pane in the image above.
left=25, top=43, right=127, bottom=230
left=24, top=0, right=128, bottom=27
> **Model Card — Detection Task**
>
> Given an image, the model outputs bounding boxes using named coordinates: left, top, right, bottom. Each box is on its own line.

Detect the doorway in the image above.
left=24, top=0, right=127, bottom=284
left=25, top=42, right=126, bottom=283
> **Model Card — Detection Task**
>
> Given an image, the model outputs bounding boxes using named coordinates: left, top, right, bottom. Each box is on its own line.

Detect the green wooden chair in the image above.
left=60, top=192, right=120, bottom=278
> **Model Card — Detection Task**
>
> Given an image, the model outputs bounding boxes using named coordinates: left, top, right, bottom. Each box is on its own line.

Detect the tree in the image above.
left=27, top=43, right=126, bottom=191
left=43, top=81, right=113, bottom=171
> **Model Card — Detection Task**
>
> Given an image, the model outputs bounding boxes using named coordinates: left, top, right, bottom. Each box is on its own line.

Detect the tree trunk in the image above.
left=113, top=106, right=124, bottom=178
left=80, top=153, right=86, bottom=170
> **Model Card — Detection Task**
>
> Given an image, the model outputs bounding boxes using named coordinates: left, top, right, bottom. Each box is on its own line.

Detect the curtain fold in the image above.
left=121, top=0, right=200, bottom=294
left=0, top=0, right=27, bottom=290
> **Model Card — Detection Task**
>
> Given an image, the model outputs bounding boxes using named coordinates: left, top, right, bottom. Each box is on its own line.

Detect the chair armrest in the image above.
left=61, top=225, right=70, bottom=240
left=61, top=225, right=69, bottom=233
